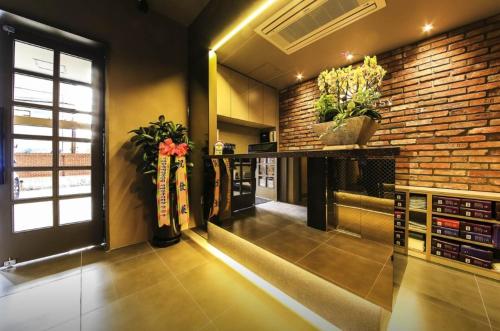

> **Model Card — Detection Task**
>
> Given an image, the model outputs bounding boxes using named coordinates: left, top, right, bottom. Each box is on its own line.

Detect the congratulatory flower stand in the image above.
left=130, top=116, right=193, bottom=247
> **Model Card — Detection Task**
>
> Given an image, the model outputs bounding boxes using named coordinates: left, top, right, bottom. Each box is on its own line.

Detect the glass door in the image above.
left=0, top=22, right=104, bottom=264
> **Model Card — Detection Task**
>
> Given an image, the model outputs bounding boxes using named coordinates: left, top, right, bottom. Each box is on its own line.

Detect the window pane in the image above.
left=13, top=106, right=52, bottom=136
left=60, top=83, right=92, bottom=112
left=59, top=197, right=91, bottom=225
left=14, top=41, right=54, bottom=76
left=14, top=171, right=52, bottom=200
left=60, top=53, right=92, bottom=83
left=14, top=201, right=53, bottom=232
left=14, top=73, right=53, bottom=106
left=14, top=139, right=53, bottom=167
left=59, top=112, right=92, bottom=139
left=59, top=142, right=91, bottom=166
left=59, top=170, right=91, bottom=195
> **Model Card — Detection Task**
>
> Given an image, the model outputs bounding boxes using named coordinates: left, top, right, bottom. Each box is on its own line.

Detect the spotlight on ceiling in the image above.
left=137, top=0, right=149, bottom=13
left=422, top=23, right=433, bottom=33
left=296, top=73, right=304, bottom=81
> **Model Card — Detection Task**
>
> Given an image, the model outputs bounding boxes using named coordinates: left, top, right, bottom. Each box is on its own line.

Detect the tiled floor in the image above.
left=0, top=238, right=316, bottom=331
left=220, top=201, right=393, bottom=309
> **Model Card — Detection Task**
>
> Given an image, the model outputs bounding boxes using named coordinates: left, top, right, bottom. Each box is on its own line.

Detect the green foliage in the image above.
left=315, top=56, right=386, bottom=128
left=129, top=115, right=193, bottom=185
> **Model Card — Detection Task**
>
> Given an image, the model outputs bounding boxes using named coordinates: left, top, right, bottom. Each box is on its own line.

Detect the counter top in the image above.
left=204, top=147, right=400, bottom=159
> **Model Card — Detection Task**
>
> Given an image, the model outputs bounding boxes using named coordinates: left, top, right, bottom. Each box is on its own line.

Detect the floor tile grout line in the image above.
left=365, top=255, right=391, bottom=299
left=148, top=241, right=219, bottom=331
left=474, top=274, right=493, bottom=331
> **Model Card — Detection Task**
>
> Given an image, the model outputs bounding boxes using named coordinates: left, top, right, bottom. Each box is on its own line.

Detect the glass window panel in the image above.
left=14, top=139, right=52, bottom=167
left=14, top=41, right=54, bottom=76
left=14, top=201, right=53, bottom=232
left=60, top=53, right=92, bottom=84
left=242, top=165, right=252, bottom=179
left=241, top=182, right=252, bottom=195
left=59, top=83, right=92, bottom=112
left=59, top=197, right=91, bottom=225
left=14, top=73, right=53, bottom=106
left=59, top=142, right=91, bottom=166
left=14, top=170, right=52, bottom=200
left=59, top=170, right=91, bottom=195
left=13, top=106, right=52, bottom=136
left=59, top=112, right=92, bottom=139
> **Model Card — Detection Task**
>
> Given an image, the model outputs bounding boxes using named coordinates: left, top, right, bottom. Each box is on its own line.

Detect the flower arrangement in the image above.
left=129, top=115, right=193, bottom=185
left=315, top=56, right=386, bottom=128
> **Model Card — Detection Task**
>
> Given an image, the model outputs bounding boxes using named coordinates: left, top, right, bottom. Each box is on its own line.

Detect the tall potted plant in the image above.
left=129, top=116, right=193, bottom=247
left=312, top=56, right=386, bottom=148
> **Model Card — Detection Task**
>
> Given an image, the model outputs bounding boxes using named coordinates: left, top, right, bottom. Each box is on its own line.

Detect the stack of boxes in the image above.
left=394, top=192, right=405, bottom=247
left=431, top=196, right=500, bottom=269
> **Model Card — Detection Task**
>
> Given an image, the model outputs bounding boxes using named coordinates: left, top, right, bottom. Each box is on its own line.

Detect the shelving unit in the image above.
left=395, top=186, right=500, bottom=281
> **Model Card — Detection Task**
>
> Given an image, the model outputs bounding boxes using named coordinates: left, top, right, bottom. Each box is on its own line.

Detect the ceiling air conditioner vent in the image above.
left=256, top=0, right=386, bottom=54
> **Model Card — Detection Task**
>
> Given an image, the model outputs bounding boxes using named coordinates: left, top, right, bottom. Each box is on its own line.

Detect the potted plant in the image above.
left=129, top=116, right=193, bottom=247
left=312, top=56, right=386, bottom=148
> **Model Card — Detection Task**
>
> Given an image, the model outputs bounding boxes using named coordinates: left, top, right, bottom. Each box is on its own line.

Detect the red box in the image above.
left=433, top=205, right=459, bottom=215
left=460, top=208, right=493, bottom=219
left=460, top=199, right=493, bottom=211
left=459, top=221, right=492, bottom=235
left=433, top=196, right=460, bottom=207
left=432, top=217, right=460, bottom=229
left=394, top=210, right=405, bottom=221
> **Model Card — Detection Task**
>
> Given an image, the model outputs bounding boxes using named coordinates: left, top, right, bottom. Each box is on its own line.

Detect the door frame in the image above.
left=0, top=10, right=107, bottom=263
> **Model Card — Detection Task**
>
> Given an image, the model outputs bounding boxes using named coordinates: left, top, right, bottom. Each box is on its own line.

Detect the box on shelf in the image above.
left=432, top=226, right=459, bottom=237
left=433, top=196, right=460, bottom=207
left=431, top=238, right=460, bottom=252
left=460, top=208, right=493, bottom=220
left=394, top=229, right=405, bottom=240
left=431, top=247, right=459, bottom=260
left=493, top=225, right=500, bottom=248
left=460, top=221, right=492, bottom=235
left=394, top=219, right=405, bottom=227
left=395, top=192, right=406, bottom=201
left=395, top=200, right=405, bottom=208
left=460, top=199, right=494, bottom=211
left=460, top=245, right=494, bottom=261
left=460, top=231, right=492, bottom=244
left=433, top=205, right=459, bottom=215
left=394, top=238, right=405, bottom=247
left=459, top=254, right=492, bottom=269
left=432, top=217, right=460, bottom=229
left=394, top=209, right=405, bottom=220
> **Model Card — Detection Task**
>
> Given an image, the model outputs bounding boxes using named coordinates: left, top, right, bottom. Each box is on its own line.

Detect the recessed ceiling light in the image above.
left=422, top=23, right=433, bottom=33
left=296, top=73, right=304, bottom=81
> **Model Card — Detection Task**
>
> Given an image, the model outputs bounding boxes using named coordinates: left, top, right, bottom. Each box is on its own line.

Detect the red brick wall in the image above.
left=279, top=15, right=500, bottom=192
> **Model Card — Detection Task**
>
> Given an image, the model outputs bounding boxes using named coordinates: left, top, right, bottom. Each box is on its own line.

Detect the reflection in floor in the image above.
left=219, top=201, right=393, bottom=310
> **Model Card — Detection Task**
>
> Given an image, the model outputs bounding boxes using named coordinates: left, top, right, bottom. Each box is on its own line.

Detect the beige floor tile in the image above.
left=366, top=262, right=393, bottom=310
left=82, top=242, right=153, bottom=270
left=255, top=229, right=321, bottom=262
left=212, top=285, right=317, bottom=331
left=82, top=281, right=209, bottom=331
left=297, top=244, right=383, bottom=298
left=0, top=275, right=81, bottom=331
left=0, top=253, right=81, bottom=298
left=82, top=251, right=176, bottom=313
left=388, top=286, right=491, bottom=331
left=155, top=238, right=213, bottom=275
left=399, top=257, right=488, bottom=323
left=222, top=218, right=279, bottom=242
left=326, top=232, right=392, bottom=264
left=476, top=276, right=500, bottom=329
left=178, top=258, right=267, bottom=318
left=282, top=222, right=335, bottom=243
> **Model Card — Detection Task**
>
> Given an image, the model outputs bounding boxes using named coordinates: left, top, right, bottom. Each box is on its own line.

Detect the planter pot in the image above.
left=312, top=115, right=380, bottom=148
left=151, top=183, right=181, bottom=247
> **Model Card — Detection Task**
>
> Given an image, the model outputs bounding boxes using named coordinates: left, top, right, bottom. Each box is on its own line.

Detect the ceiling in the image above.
left=148, top=0, right=209, bottom=26
left=215, top=0, right=500, bottom=89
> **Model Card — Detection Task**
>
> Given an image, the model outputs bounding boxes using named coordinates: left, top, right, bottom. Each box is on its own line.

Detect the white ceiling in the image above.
left=148, top=0, right=209, bottom=26
left=215, top=0, right=500, bottom=89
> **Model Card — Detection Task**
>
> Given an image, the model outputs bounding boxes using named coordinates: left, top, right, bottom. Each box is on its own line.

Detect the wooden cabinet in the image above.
left=229, top=69, right=248, bottom=121
left=263, top=85, right=277, bottom=127
left=217, top=66, right=231, bottom=117
left=248, top=79, right=264, bottom=123
left=217, top=64, right=277, bottom=127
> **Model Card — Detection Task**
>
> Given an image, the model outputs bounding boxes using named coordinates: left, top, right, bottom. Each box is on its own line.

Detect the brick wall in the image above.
left=279, top=15, right=500, bottom=192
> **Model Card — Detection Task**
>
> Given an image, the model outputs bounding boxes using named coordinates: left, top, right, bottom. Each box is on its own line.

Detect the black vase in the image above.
left=151, top=183, right=181, bottom=247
